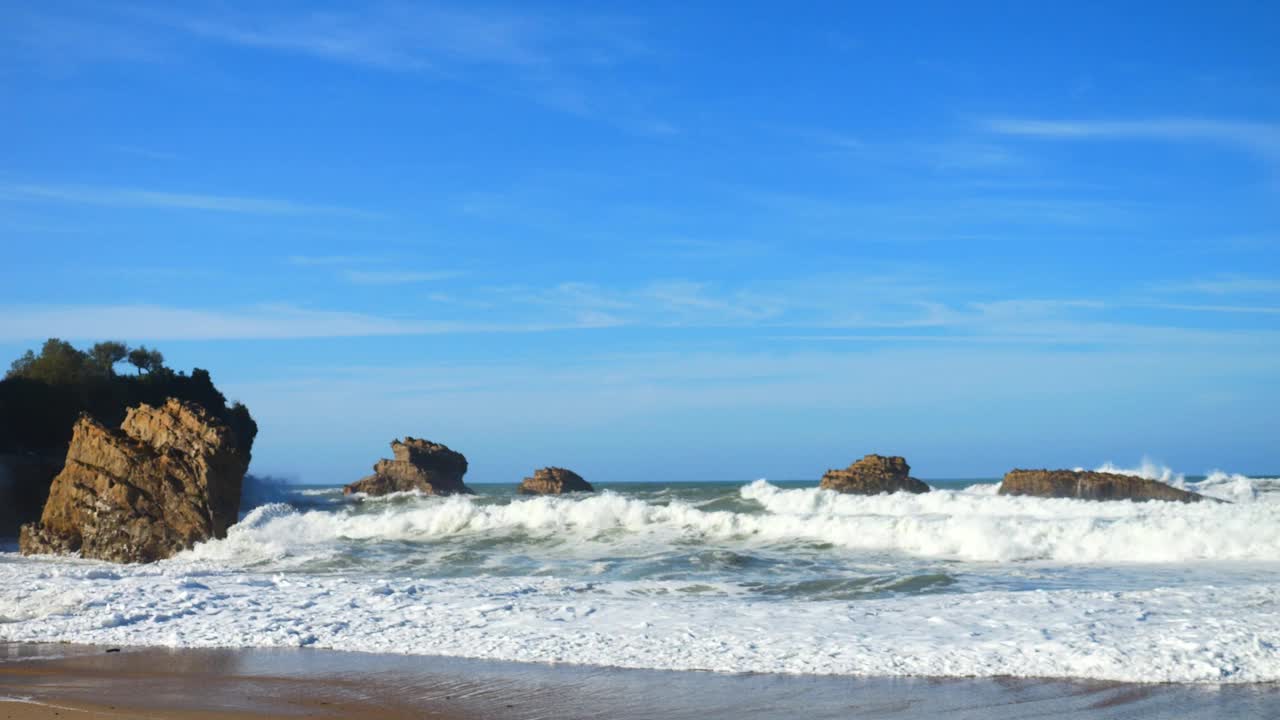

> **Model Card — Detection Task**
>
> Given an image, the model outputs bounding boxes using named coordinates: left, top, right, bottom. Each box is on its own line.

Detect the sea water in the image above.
left=2, top=466, right=1278, bottom=683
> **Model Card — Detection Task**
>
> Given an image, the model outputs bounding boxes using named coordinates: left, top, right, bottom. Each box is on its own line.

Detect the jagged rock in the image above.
left=999, top=469, right=1210, bottom=503
left=344, top=437, right=472, bottom=496
left=518, top=467, right=594, bottom=495
left=18, top=399, right=251, bottom=563
left=819, top=454, right=931, bottom=495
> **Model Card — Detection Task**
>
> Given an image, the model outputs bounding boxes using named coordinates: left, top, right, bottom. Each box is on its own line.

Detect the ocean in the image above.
left=2, top=466, right=1279, bottom=684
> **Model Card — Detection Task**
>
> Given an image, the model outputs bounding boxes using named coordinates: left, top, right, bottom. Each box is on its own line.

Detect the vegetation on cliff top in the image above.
left=0, top=338, right=257, bottom=455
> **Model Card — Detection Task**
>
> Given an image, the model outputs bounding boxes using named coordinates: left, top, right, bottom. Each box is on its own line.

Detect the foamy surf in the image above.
left=177, top=478, right=1280, bottom=566
left=1, top=561, right=1277, bottom=682
left=3, top=471, right=1278, bottom=683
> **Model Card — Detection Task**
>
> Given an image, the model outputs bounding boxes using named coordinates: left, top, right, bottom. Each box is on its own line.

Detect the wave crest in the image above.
left=183, top=476, right=1280, bottom=566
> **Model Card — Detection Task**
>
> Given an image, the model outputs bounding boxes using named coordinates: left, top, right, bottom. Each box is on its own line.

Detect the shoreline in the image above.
left=2, top=643, right=1277, bottom=719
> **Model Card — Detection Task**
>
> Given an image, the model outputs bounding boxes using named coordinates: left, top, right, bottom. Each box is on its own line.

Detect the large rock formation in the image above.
left=18, top=399, right=251, bottom=563
left=344, top=437, right=472, bottom=496
left=518, top=467, right=594, bottom=495
left=819, top=454, right=931, bottom=495
left=999, top=469, right=1209, bottom=503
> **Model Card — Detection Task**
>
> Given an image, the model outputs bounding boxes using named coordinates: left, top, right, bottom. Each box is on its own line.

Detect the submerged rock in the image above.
left=819, top=454, right=931, bottom=495
left=518, top=467, right=594, bottom=495
left=344, top=437, right=472, bottom=496
left=18, top=399, right=251, bottom=563
left=999, top=469, right=1209, bottom=503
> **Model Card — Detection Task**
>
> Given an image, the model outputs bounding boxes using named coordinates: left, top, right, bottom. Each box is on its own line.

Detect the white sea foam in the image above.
left=182, top=479, right=1280, bottom=566
left=1089, top=458, right=1185, bottom=485
left=6, top=473, right=1279, bottom=683
left=1087, top=459, right=1276, bottom=504
left=0, top=558, right=1277, bottom=683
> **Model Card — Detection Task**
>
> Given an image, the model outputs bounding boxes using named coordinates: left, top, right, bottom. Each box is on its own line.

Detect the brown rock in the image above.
left=518, top=467, right=594, bottom=495
left=819, top=454, right=931, bottom=495
left=344, top=437, right=472, bottom=496
left=999, top=469, right=1210, bottom=503
left=18, top=399, right=251, bottom=563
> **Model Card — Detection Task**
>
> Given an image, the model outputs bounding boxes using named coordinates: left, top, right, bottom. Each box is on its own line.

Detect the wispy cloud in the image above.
left=2, top=183, right=376, bottom=218
left=9, top=4, right=668, bottom=133
left=0, top=304, right=428, bottom=341
left=107, top=144, right=180, bottom=161
left=1, top=7, right=171, bottom=67
left=500, top=280, right=791, bottom=327
left=150, top=4, right=665, bottom=130
left=342, top=269, right=462, bottom=285
left=986, top=117, right=1280, bottom=160
left=1144, top=303, right=1280, bottom=315
left=1161, top=275, right=1280, bottom=295
left=287, top=255, right=385, bottom=267
left=160, top=5, right=557, bottom=72
left=284, top=256, right=462, bottom=285
left=4, top=284, right=1274, bottom=346
left=0, top=304, right=605, bottom=341
left=808, top=129, right=1022, bottom=171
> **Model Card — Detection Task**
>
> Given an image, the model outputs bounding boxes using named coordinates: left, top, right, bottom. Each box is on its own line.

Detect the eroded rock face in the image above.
left=819, top=454, right=931, bottom=495
left=18, top=399, right=251, bottom=563
left=999, top=469, right=1208, bottom=503
left=518, top=467, right=594, bottom=495
left=343, top=437, right=472, bottom=496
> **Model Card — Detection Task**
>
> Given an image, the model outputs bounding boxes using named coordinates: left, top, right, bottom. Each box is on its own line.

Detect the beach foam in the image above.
left=0, top=558, right=1277, bottom=682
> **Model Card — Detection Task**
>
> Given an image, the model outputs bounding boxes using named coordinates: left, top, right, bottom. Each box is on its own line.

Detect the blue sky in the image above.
left=1, top=1, right=1277, bottom=482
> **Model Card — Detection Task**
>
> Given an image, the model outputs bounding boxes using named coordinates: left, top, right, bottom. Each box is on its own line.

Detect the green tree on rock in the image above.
left=5, top=339, right=89, bottom=384
left=148, top=348, right=165, bottom=373
left=90, top=341, right=128, bottom=376
left=126, top=346, right=169, bottom=375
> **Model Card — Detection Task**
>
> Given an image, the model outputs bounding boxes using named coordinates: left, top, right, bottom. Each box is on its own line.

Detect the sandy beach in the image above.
left=2, top=643, right=1277, bottom=719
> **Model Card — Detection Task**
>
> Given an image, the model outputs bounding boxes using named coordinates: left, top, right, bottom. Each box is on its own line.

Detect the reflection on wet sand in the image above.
left=2, top=644, right=1277, bottom=719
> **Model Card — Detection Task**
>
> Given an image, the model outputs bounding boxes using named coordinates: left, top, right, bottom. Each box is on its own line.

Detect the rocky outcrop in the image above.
left=18, top=399, right=251, bottom=563
left=518, top=467, right=594, bottom=495
left=344, top=437, right=472, bottom=496
left=999, top=469, right=1209, bottom=503
left=819, top=454, right=931, bottom=495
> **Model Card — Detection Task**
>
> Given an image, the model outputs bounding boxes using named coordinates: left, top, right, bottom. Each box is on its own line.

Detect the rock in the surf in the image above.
left=19, top=399, right=251, bottom=563
left=518, top=467, right=594, bottom=495
left=819, top=454, right=930, bottom=495
left=999, top=469, right=1209, bottom=503
left=344, top=437, right=472, bottom=496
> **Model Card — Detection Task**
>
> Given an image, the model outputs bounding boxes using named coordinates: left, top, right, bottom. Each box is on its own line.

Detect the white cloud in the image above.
left=986, top=117, right=1280, bottom=159
left=2, top=183, right=375, bottom=217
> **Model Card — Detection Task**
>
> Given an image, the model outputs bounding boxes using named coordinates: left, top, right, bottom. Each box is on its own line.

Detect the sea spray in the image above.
left=180, top=477, right=1280, bottom=566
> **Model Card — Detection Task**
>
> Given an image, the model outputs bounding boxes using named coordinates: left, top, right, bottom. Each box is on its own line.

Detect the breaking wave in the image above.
left=184, top=475, right=1280, bottom=566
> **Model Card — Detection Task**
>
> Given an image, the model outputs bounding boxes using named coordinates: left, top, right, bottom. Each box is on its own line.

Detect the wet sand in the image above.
left=1, top=643, right=1276, bottom=719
